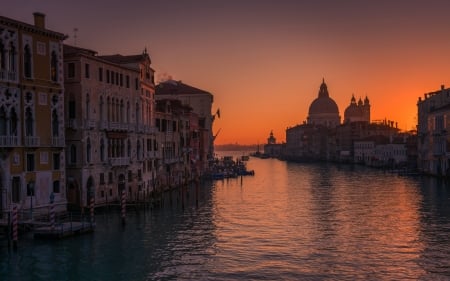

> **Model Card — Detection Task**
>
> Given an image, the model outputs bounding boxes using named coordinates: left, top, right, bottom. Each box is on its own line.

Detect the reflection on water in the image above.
left=2, top=155, right=450, bottom=280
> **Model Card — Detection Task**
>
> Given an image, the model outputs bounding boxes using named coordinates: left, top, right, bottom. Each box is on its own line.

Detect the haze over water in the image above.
left=2, top=154, right=450, bottom=280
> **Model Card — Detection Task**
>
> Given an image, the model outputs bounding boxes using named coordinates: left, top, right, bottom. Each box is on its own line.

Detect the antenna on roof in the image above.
left=73, top=28, right=78, bottom=46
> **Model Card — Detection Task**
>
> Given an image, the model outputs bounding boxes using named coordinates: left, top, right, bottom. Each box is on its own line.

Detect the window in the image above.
left=10, top=107, right=17, bottom=136
left=51, top=51, right=57, bottom=82
left=40, top=151, right=48, bottom=164
left=26, top=153, right=35, bottom=171
left=53, top=153, right=60, bottom=170
left=85, top=63, right=90, bottom=78
left=68, top=62, right=75, bottom=78
left=9, top=42, right=16, bottom=71
left=98, top=67, right=103, bottom=82
left=127, top=139, right=131, bottom=157
left=100, top=173, right=105, bottom=184
left=135, top=78, right=139, bottom=90
left=12, top=177, right=21, bottom=203
left=0, top=40, right=4, bottom=70
left=116, top=72, right=119, bottom=85
left=106, top=70, right=110, bottom=83
left=69, top=100, right=76, bottom=119
left=126, top=75, right=130, bottom=88
left=52, top=109, right=59, bottom=137
left=111, top=71, right=114, bottom=84
left=108, top=172, right=113, bottom=183
left=100, top=138, right=105, bottom=162
left=53, top=180, right=60, bottom=193
left=128, top=170, right=132, bottom=182
left=86, top=137, right=91, bottom=163
left=24, top=44, right=32, bottom=78
left=25, top=107, right=34, bottom=137
left=0, top=106, right=6, bottom=135
left=70, top=144, right=77, bottom=164
left=120, top=73, right=123, bottom=86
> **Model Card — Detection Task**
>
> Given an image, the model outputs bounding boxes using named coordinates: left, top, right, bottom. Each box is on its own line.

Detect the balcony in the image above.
left=67, top=119, right=77, bottom=129
left=25, top=136, right=40, bottom=147
left=99, top=120, right=109, bottom=130
left=52, top=137, right=65, bottom=147
left=85, top=119, right=97, bottom=130
left=109, top=157, right=130, bottom=167
left=0, top=70, right=17, bottom=81
left=0, top=136, right=19, bottom=147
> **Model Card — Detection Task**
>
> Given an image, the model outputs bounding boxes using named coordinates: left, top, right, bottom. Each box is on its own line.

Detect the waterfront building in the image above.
left=0, top=13, right=67, bottom=216
left=63, top=45, right=156, bottom=209
left=263, top=131, right=282, bottom=158
left=307, top=79, right=340, bottom=128
left=155, top=80, right=215, bottom=172
left=155, top=99, right=200, bottom=188
left=417, top=85, right=450, bottom=175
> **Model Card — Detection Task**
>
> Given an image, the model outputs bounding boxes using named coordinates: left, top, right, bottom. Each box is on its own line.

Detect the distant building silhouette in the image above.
left=307, top=79, right=341, bottom=128
left=343, top=95, right=370, bottom=123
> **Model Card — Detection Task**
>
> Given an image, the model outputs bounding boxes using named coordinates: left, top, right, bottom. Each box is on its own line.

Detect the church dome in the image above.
left=308, top=79, right=339, bottom=116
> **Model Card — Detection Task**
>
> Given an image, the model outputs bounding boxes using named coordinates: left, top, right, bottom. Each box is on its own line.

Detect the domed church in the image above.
left=307, top=79, right=341, bottom=128
left=343, top=95, right=370, bottom=123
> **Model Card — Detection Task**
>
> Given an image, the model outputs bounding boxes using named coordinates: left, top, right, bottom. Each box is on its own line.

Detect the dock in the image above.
left=34, top=221, right=95, bottom=239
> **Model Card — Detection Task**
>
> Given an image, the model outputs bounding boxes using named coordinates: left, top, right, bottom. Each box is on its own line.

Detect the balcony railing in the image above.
left=67, top=119, right=77, bottom=129
left=25, top=136, right=40, bottom=147
left=52, top=137, right=65, bottom=147
left=85, top=119, right=97, bottom=129
left=0, top=70, right=17, bottom=81
left=109, top=157, right=130, bottom=167
left=0, top=136, right=19, bottom=147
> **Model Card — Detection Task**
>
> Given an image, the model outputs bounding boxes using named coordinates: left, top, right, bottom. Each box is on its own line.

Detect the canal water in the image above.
left=2, top=154, right=450, bottom=280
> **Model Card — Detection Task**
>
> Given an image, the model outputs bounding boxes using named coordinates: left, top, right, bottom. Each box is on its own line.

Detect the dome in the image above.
left=308, top=79, right=339, bottom=116
left=344, top=103, right=360, bottom=118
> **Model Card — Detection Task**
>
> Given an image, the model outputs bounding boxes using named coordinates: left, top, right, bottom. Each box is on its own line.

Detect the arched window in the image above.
left=137, top=140, right=141, bottom=160
left=52, top=109, right=59, bottom=137
left=86, top=93, right=90, bottom=119
left=86, top=137, right=91, bottom=163
left=24, top=44, right=32, bottom=78
left=107, top=97, right=111, bottom=121
left=10, top=107, right=17, bottom=136
left=25, top=107, right=33, bottom=136
left=70, top=144, right=77, bottom=164
left=126, top=101, right=130, bottom=123
left=120, top=140, right=125, bottom=158
left=9, top=42, right=16, bottom=71
left=100, top=138, right=105, bottom=162
left=136, top=102, right=140, bottom=125
left=99, top=96, right=104, bottom=122
left=53, top=180, right=60, bottom=193
left=127, top=139, right=131, bottom=158
left=120, top=100, right=124, bottom=123
left=51, top=51, right=57, bottom=82
left=0, top=106, right=6, bottom=135
left=0, top=40, right=5, bottom=70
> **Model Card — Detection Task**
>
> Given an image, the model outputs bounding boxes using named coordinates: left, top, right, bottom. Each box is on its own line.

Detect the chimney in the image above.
left=33, top=12, right=46, bottom=29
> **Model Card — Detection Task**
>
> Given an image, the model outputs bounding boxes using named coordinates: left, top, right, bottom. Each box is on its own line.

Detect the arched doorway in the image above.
left=67, top=178, right=80, bottom=210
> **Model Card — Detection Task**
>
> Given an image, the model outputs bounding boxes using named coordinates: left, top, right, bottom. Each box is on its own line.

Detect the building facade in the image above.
left=64, top=45, right=157, bottom=209
left=155, top=80, right=214, bottom=172
left=0, top=13, right=67, bottom=216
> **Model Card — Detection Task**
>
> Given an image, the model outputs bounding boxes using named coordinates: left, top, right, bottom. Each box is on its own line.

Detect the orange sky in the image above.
left=6, top=0, right=450, bottom=145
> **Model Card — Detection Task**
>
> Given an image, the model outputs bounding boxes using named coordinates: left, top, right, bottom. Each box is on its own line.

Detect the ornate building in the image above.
left=0, top=13, right=67, bottom=215
left=307, top=79, right=340, bottom=128
left=64, top=45, right=156, bottom=209
left=343, top=94, right=370, bottom=123
left=155, top=80, right=215, bottom=172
